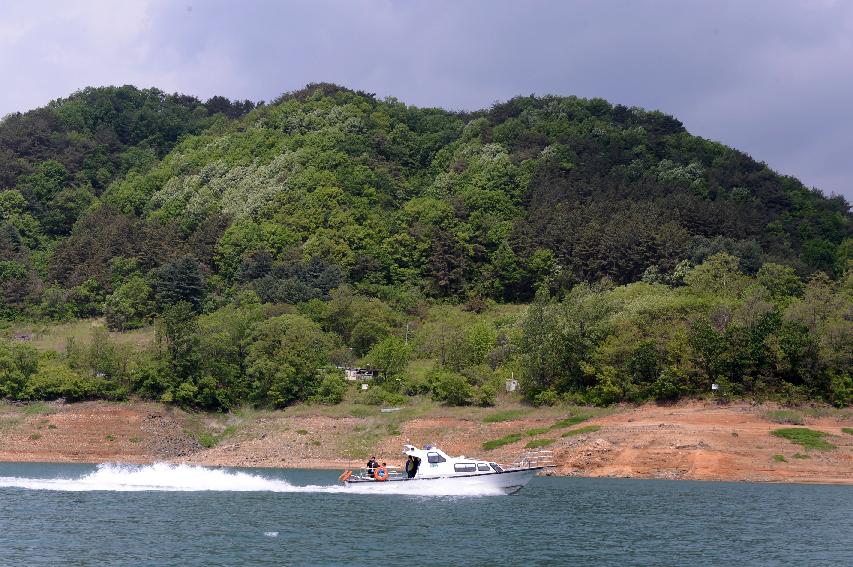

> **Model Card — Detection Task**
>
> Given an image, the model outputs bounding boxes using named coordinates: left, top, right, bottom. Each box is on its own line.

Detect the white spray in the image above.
left=0, top=463, right=504, bottom=496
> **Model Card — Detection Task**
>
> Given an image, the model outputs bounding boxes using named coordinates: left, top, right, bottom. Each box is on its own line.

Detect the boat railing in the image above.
left=351, top=466, right=405, bottom=480
left=509, top=449, right=555, bottom=469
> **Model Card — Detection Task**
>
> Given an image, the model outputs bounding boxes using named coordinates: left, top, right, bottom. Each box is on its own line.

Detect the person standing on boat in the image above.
left=406, top=455, right=420, bottom=478
left=366, top=455, right=379, bottom=475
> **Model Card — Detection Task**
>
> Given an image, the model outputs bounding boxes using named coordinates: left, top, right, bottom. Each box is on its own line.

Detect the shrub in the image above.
left=104, top=276, right=153, bottom=331
left=401, top=373, right=431, bottom=396
left=130, top=359, right=171, bottom=400
left=24, top=358, right=118, bottom=401
left=532, top=389, right=559, bottom=406
left=651, top=368, right=684, bottom=402
left=772, top=454, right=786, bottom=463
left=358, top=386, right=407, bottom=406
left=474, top=382, right=497, bottom=407
left=428, top=369, right=473, bottom=406
left=0, top=339, right=39, bottom=399
left=309, top=371, right=347, bottom=405
left=827, top=372, right=852, bottom=408
left=173, top=381, right=199, bottom=407
left=587, top=372, right=621, bottom=406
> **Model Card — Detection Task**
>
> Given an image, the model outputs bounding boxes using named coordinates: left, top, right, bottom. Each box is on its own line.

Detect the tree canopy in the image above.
left=0, top=83, right=849, bottom=409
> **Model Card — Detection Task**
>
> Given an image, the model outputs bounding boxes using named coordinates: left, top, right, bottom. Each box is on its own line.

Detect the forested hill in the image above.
left=1, top=83, right=851, bottom=410
left=1, top=83, right=850, bottom=317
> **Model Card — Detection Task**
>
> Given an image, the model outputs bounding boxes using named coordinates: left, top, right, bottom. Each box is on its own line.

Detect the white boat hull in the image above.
left=345, top=467, right=542, bottom=495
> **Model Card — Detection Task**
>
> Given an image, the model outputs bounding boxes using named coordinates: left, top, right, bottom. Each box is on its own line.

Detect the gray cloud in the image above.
left=1, top=0, right=850, bottom=201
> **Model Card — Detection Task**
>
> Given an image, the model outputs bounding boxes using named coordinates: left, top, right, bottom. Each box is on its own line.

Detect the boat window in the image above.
left=490, top=463, right=504, bottom=473
left=454, top=463, right=477, bottom=473
left=427, top=452, right=446, bottom=464
left=477, top=463, right=491, bottom=471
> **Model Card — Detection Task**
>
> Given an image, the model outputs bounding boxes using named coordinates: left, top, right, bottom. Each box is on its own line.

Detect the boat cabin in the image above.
left=402, top=444, right=503, bottom=478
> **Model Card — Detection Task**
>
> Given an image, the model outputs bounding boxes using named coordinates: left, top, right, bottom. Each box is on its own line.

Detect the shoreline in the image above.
left=1, top=400, right=851, bottom=485
left=2, top=457, right=851, bottom=487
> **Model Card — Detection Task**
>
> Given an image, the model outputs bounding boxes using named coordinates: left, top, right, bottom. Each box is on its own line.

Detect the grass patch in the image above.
left=482, top=409, right=530, bottom=423
left=561, top=425, right=601, bottom=438
left=793, top=453, right=809, bottom=459
left=47, top=423, right=57, bottom=429
left=183, top=413, right=242, bottom=449
left=20, top=403, right=56, bottom=416
left=765, top=409, right=805, bottom=425
left=525, top=438, right=555, bottom=449
left=842, top=428, right=853, bottom=436
left=550, top=414, right=590, bottom=430
left=129, top=436, right=142, bottom=443
left=196, top=426, right=239, bottom=448
left=349, top=406, right=375, bottom=418
left=524, top=427, right=550, bottom=437
left=771, top=428, right=836, bottom=450
left=105, top=434, right=115, bottom=441
left=386, top=423, right=401, bottom=436
left=29, top=433, right=42, bottom=440
left=0, top=416, right=22, bottom=430
left=482, top=433, right=524, bottom=451
left=772, top=454, right=786, bottom=463
left=295, top=429, right=308, bottom=435
left=7, top=319, right=154, bottom=353
left=196, top=432, right=218, bottom=448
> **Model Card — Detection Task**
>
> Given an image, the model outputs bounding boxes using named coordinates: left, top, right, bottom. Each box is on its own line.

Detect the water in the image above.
left=1, top=463, right=850, bottom=566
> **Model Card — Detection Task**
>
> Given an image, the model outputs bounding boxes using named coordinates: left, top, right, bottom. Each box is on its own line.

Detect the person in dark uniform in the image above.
left=366, top=455, right=378, bottom=476
left=405, top=456, right=421, bottom=478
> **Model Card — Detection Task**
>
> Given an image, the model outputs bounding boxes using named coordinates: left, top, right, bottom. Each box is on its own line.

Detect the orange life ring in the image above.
left=373, top=466, right=388, bottom=481
left=339, top=470, right=352, bottom=482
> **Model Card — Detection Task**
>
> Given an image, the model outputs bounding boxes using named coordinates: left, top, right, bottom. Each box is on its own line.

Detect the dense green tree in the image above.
left=153, top=255, right=206, bottom=310
left=366, top=335, right=412, bottom=382
left=104, top=275, right=153, bottom=330
left=244, top=314, right=334, bottom=407
left=0, top=339, right=39, bottom=399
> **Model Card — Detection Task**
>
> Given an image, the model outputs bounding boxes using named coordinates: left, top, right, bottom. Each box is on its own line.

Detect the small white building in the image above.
left=343, top=367, right=379, bottom=382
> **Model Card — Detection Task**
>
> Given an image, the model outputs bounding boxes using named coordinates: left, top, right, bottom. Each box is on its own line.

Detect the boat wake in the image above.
left=0, top=463, right=504, bottom=496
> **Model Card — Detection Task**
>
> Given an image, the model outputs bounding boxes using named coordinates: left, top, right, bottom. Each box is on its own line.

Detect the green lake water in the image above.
left=0, top=462, right=850, bottom=566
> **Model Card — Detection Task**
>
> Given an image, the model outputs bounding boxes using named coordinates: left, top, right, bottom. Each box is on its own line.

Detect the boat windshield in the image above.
left=490, top=463, right=503, bottom=473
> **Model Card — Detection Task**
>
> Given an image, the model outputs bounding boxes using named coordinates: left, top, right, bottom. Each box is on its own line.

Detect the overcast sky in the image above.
left=1, top=0, right=851, bottom=201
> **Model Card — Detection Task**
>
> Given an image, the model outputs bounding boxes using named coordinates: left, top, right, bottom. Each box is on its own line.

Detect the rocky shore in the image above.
left=1, top=400, right=850, bottom=484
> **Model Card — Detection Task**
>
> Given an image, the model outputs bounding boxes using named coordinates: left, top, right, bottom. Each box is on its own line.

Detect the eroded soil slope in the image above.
left=1, top=401, right=850, bottom=484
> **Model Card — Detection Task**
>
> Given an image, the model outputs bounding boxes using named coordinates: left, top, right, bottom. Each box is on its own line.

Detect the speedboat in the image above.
left=339, top=444, right=552, bottom=495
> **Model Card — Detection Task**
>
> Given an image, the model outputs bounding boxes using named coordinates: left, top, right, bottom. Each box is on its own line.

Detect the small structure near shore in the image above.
left=341, top=367, right=379, bottom=382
